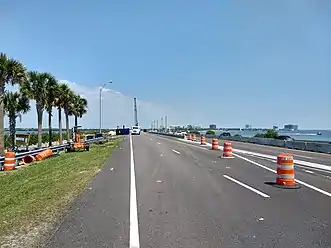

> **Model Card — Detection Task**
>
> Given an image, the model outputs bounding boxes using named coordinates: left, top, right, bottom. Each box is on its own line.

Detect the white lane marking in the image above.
left=296, top=164, right=331, bottom=174
left=155, top=135, right=209, bottom=151
left=247, top=153, right=331, bottom=174
left=295, top=180, right=331, bottom=197
left=233, top=153, right=276, bottom=173
left=157, top=142, right=161, bottom=145
left=234, top=153, right=331, bottom=197
left=172, top=149, right=181, bottom=155
left=129, top=135, right=140, bottom=248
left=295, top=154, right=313, bottom=159
left=305, top=170, right=314, bottom=174
left=223, top=174, right=270, bottom=198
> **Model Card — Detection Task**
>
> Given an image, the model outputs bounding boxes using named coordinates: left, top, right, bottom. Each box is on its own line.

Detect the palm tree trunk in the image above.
left=36, top=103, right=43, bottom=148
left=0, top=83, right=5, bottom=154
left=58, top=107, right=62, bottom=145
left=75, top=115, right=78, bottom=127
left=73, top=115, right=78, bottom=142
left=65, top=112, right=70, bottom=143
left=48, top=109, right=52, bottom=147
left=9, top=114, right=16, bottom=149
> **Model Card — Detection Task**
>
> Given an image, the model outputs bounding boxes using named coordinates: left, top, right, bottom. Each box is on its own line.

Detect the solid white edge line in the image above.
left=233, top=152, right=331, bottom=197
left=172, top=149, right=181, bottom=155
left=223, top=174, right=270, bottom=198
left=246, top=154, right=331, bottom=174
left=129, top=135, right=140, bottom=248
left=294, top=179, right=331, bottom=197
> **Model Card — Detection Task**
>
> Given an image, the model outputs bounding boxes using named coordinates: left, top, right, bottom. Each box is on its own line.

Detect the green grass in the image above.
left=0, top=137, right=122, bottom=247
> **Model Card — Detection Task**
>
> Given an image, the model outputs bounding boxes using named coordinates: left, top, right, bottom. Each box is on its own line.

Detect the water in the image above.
left=202, top=130, right=331, bottom=142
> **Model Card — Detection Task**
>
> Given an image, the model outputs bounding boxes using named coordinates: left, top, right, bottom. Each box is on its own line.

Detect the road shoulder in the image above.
left=44, top=137, right=130, bottom=248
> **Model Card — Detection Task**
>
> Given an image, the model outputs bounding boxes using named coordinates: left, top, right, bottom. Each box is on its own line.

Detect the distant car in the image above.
left=276, top=135, right=294, bottom=141
left=219, top=132, right=231, bottom=137
left=131, top=126, right=141, bottom=135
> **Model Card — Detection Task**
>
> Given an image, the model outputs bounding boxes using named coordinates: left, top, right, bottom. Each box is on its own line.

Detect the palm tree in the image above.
left=56, top=83, right=74, bottom=144
left=69, top=94, right=88, bottom=127
left=21, top=71, right=51, bottom=148
left=3, top=91, right=30, bottom=149
left=0, top=52, right=27, bottom=154
left=45, top=75, right=58, bottom=147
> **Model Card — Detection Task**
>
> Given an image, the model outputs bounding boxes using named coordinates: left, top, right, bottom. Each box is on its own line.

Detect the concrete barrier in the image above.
left=151, top=132, right=331, bottom=154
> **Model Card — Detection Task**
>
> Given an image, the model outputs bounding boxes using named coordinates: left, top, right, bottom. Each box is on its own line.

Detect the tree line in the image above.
left=0, top=52, right=88, bottom=154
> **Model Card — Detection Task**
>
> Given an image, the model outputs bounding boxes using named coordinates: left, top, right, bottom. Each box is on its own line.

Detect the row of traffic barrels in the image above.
left=2, top=148, right=53, bottom=171
left=187, top=135, right=234, bottom=158
left=186, top=135, right=297, bottom=187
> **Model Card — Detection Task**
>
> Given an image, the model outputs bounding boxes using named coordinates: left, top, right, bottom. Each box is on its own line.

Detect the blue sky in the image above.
left=1, top=0, right=330, bottom=129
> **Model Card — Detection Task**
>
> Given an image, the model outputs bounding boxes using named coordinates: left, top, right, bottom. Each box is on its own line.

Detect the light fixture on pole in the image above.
left=99, top=81, right=112, bottom=133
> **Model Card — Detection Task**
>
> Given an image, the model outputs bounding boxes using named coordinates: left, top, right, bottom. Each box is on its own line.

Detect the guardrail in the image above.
left=150, top=132, right=331, bottom=154
left=0, top=137, right=106, bottom=164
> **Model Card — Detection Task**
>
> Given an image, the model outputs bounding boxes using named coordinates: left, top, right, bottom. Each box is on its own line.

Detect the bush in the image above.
left=254, top=129, right=278, bottom=139
left=5, top=132, right=71, bottom=148
left=206, top=130, right=215, bottom=135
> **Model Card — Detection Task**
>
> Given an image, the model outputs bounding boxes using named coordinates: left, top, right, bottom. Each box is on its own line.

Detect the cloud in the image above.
left=4, top=80, right=181, bottom=129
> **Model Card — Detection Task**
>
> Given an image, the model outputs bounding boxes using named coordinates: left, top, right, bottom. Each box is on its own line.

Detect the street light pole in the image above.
left=99, top=81, right=112, bottom=133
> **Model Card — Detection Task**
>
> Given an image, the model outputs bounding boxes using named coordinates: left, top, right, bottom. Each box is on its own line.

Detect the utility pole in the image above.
left=133, top=97, right=138, bottom=126
left=165, top=116, right=168, bottom=132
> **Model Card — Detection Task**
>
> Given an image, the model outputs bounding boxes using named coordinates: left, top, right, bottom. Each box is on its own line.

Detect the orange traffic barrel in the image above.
left=22, top=155, right=36, bottom=164
left=187, top=134, right=192, bottom=140
left=222, top=142, right=234, bottom=158
left=212, top=138, right=219, bottom=150
left=192, top=134, right=197, bottom=141
left=200, top=136, right=206, bottom=145
left=4, top=151, right=16, bottom=171
left=35, top=148, right=53, bottom=161
left=276, top=154, right=296, bottom=186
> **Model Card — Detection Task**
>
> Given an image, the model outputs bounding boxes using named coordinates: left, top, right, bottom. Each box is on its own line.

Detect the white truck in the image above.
left=131, top=126, right=141, bottom=135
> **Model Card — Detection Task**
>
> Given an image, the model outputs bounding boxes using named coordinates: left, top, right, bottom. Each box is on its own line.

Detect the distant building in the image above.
left=284, top=124, right=298, bottom=131
left=273, top=125, right=279, bottom=130
left=209, top=124, right=217, bottom=129
left=245, top=124, right=252, bottom=129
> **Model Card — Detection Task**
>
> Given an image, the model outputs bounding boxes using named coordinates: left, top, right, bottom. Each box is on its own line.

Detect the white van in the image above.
left=131, top=126, right=141, bottom=135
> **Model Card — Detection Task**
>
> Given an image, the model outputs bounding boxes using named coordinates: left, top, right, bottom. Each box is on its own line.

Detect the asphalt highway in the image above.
left=46, top=133, right=331, bottom=248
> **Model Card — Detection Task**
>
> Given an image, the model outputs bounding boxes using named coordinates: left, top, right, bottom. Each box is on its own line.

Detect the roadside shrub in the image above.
left=254, top=129, right=278, bottom=139
left=206, top=130, right=215, bottom=135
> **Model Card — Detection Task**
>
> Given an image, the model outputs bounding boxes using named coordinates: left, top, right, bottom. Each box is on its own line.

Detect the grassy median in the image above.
left=0, top=137, right=122, bottom=247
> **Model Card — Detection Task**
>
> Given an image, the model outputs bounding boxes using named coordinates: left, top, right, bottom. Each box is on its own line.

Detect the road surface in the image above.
left=46, top=133, right=331, bottom=248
